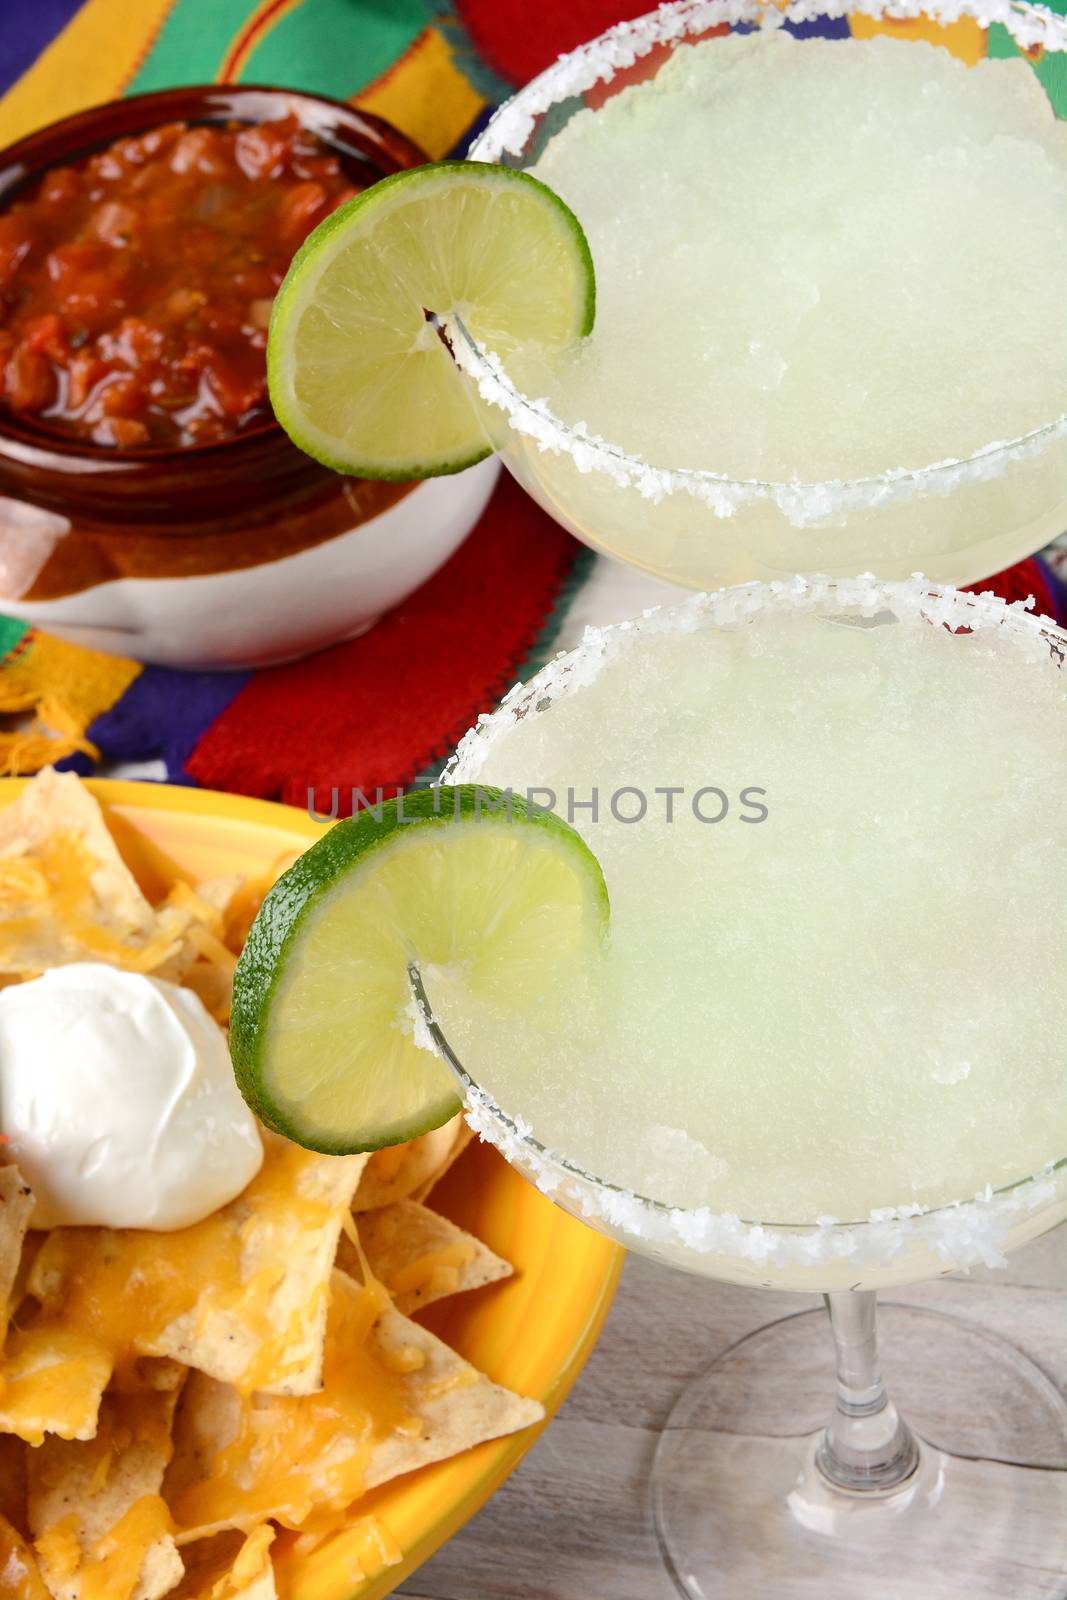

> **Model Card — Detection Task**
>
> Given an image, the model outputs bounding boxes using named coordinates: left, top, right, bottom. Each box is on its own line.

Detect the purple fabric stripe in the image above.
left=732, top=15, right=850, bottom=36
left=0, top=0, right=88, bottom=97
left=450, top=103, right=497, bottom=158
left=1036, top=556, right=1067, bottom=625
left=782, top=14, right=852, bottom=37
left=54, top=664, right=250, bottom=782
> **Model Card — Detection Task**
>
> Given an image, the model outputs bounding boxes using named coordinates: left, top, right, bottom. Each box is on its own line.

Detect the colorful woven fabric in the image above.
left=0, top=0, right=586, bottom=800
left=0, top=2, right=498, bottom=159
left=1, top=1, right=1066, bottom=803
left=50, top=479, right=585, bottom=807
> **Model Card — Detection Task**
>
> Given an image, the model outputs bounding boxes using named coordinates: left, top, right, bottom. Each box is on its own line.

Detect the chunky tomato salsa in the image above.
left=0, top=116, right=357, bottom=448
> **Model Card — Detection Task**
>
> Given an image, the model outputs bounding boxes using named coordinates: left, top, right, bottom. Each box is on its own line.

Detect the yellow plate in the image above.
left=0, top=777, right=623, bottom=1600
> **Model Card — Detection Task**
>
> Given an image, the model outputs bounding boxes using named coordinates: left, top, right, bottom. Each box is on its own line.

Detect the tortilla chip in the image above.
left=0, top=1510, right=49, bottom=1600
left=409, top=1122, right=476, bottom=1203
left=28, top=1385, right=183, bottom=1600
left=216, top=859, right=297, bottom=963
left=343, top=1201, right=512, bottom=1317
left=352, top=1119, right=465, bottom=1212
left=0, top=1327, right=112, bottom=1447
left=0, top=771, right=151, bottom=930
left=168, top=1527, right=275, bottom=1600
left=29, top=1137, right=367, bottom=1398
left=153, top=881, right=242, bottom=1026
left=0, top=1164, right=34, bottom=1334
left=165, top=1271, right=543, bottom=1541
left=0, top=770, right=188, bottom=976
left=363, top=1299, right=543, bottom=1491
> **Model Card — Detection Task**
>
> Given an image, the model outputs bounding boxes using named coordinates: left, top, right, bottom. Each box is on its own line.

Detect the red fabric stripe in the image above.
left=964, top=556, right=1057, bottom=619
left=217, top=0, right=293, bottom=83
left=454, top=0, right=656, bottom=87
left=184, top=476, right=577, bottom=810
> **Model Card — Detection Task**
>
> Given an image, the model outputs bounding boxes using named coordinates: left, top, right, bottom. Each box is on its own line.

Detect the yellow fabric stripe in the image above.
left=0, top=0, right=177, bottom=149
left=848, top=12, right=987, bottom=66
left=0, top=633, right=140, bottom=775
left=354, top=26, right=485, bottom=160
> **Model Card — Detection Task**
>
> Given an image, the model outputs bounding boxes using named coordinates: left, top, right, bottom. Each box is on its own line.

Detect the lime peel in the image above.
left=267, top=161, right=596, bottom=480
left=230, top=785, right=609, bottom=1154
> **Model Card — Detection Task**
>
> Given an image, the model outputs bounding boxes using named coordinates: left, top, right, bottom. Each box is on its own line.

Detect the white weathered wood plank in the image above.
left=396, top=1222, right=1067, bottom=1600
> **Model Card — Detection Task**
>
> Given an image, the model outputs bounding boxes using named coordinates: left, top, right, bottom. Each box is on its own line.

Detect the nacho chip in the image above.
left=343, top=1201, right=511, bottom=1317
left=154, top=882, right=242, bottom=1026
left=0, top=771, right=188, bottom=977
left=165, top=1271, right=543, bottom=1541
left=352, top=1119, right=465, bottom=1213
left=0, top=1165, right=34, bottom=1335
left=28, top=1384, right=183, bottom=1600
left=363, top=1298, right=543, bottom=1491
left=0, top=1328, right=112, bottom=1447
left=0, top=772, right=152, bottom=933
left=216, top=855, right=300, bottom=962
left=168, top=1526, right=275, bottom=1600
left=0, top=1510, right=49, bottom=1600
left=408, top=1123, right=476, bottom=1204
left=29, top=1138, right=366, bottom=1398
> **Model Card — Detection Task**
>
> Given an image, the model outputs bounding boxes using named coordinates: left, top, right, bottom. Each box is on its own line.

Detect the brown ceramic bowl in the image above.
left=0, top=86, right=499, bottom=667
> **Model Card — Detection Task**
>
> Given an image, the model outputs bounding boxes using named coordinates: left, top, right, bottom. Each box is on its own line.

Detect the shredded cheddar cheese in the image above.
left=171, top=1277, right=419, bottom=1537
left=28, top=1139, right=364, bottom=1397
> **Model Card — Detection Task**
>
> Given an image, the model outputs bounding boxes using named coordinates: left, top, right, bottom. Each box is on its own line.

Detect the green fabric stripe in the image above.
left=512, top=544, right=596, bottom=683
left=238, top=0, right=426, bottom=96
left=987, top=21, right=1067, bottom=116
left=435, top=1, right=515, bottom=104
left=126, top=0, right=429, bottom=100
left=0, top=615, right=31, bottom=663
left=127, top=0, right=258, bottom=93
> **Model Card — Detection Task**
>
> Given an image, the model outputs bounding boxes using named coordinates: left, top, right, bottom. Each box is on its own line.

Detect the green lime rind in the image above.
left=230, top=784, right=609, bottom=1155
left=267, top=160, right=596, bottom=481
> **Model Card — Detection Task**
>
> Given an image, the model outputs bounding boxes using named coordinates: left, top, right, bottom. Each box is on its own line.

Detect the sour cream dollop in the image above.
left=0, top=963, right=263, bottom=1230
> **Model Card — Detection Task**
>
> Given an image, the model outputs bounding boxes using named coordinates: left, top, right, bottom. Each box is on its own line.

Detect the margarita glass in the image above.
left=456, top=0, right=1067, bottom=592
left=409, top=577, right=1067, bottom=1599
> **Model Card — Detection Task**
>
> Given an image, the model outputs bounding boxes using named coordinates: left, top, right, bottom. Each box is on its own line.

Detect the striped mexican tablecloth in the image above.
left=0, top=0, right=1065, bottom=807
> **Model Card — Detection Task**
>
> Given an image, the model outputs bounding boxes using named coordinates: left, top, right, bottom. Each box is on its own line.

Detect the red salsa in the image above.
left=0, top=116, right=357, bottom=448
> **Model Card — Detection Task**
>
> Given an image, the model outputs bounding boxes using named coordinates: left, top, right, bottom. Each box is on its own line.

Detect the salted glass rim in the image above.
left=431, top=575, right=1067, bottom=1269
left=459, top=0, right=1067, bottom=522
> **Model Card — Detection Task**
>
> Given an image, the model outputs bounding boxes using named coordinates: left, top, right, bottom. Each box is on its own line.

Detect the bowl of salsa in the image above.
left=0, top=86, right=498, bottom=667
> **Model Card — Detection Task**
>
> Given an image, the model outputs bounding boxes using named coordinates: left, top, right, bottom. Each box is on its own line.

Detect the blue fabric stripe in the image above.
left=782, top=14, right=852, bottom=38
left=54, top=664, right=251, bottom=783
left=0, top=0, right=88, bottom=98
left=449, top=102, right=498, bottom=158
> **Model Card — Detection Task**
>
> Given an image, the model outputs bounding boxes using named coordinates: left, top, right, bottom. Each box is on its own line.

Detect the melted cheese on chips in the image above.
left=36, top=1495, right=175, bottom=1600
left=169, top=1277, right=411, bottom=1537
left=0, top=1511, right=49, bottom=1600
left=0, top=834, right=184, bottom=977
left=0, top=773, right=541, bottom=1600
left=0, top=1328, right=112, bottom=1447
left=167, top=1273, right=543, bottom=1543
left=27, top=1373, right=185, bottom=1600
left=28, top=1140, right=365, bottom=1398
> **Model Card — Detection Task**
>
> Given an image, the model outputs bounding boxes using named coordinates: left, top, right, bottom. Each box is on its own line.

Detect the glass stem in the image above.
left=815, top=1290, right=920, bottom=1494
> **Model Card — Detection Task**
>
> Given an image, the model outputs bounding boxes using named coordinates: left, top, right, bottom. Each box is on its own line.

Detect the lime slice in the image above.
left=267, top=160, right=596, bottom=479
left=230, top=785, right=609, bottom=1154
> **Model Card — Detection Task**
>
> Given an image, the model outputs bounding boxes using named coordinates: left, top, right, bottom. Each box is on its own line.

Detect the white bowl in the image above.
left=0, top=459, right=499, bottom=670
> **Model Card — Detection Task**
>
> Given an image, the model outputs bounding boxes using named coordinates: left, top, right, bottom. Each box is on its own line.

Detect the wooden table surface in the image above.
left=396, top=1225, right=1067, bottom=1600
